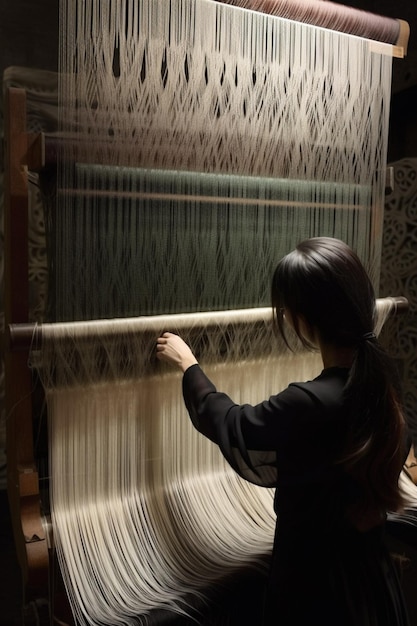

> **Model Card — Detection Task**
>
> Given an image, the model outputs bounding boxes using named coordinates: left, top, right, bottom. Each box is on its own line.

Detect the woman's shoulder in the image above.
left=283, top=366, right=349, bottom=412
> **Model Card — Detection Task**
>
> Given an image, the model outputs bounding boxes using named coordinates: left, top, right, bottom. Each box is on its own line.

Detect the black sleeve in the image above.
left=182, top=364, right=320, bottom=487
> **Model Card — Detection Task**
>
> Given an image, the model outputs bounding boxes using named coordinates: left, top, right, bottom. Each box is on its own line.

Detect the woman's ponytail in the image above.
left=342, top=335, right=406, bottom=520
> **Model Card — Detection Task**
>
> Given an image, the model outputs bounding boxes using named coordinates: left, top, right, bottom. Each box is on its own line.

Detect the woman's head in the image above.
left=271, top=237, right=376, bottom=348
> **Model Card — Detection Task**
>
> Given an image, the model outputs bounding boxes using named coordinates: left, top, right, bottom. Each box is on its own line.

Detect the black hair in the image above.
left=271, top=237, right=406, bottom=522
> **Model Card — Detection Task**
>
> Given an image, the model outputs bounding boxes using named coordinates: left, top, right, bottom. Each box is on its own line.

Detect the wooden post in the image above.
left=3, top=87, right=48, bottom=599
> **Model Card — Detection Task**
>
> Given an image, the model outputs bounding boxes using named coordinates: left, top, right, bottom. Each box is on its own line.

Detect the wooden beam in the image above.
left=3, top=87, right=48, bottom=598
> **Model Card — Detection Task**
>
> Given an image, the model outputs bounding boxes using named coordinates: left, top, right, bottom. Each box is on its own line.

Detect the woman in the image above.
left=156, top=237, right=409, bottom=625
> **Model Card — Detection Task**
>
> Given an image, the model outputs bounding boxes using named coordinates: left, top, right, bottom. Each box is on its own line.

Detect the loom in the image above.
left=2, top=0, right=414, bottom=624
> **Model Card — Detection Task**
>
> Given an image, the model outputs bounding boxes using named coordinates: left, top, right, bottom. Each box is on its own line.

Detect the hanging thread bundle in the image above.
left=33, top=0, right=404, bottom=623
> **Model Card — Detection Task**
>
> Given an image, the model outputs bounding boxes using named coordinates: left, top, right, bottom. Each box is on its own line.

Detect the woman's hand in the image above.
left=156, top=332, right=198, bottom=372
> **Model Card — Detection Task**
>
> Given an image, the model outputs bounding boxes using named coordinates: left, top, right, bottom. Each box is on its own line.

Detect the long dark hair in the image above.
left=271, top=237, right=406, bottom=520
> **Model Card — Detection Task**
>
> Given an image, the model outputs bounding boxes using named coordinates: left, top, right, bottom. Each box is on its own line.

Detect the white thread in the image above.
left=41, top=0, right=398, bottom=623
left=51, top=0, right=393, bottom=322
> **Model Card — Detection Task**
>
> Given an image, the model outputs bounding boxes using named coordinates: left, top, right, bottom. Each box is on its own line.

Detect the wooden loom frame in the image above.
left=3, top=87, right=48, bottom=597
left=3, top=87, right=74, bottom=625
left=3, top=81, right=410, bottom=623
